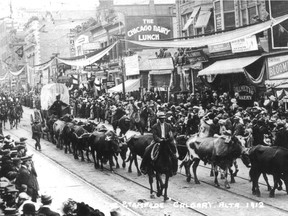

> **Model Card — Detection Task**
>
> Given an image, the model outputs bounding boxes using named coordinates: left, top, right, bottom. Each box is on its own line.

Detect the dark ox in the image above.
left=249, top=145, right=288, bottom=198
left=184, top=135, right=249, bottom=189
left=71, top=124, right=91, bottom=161
left=52, top=114, right=73, bottom=149
left=127, top=134, right=154, bottom=176
left=88, top=130, right=121, bottom=171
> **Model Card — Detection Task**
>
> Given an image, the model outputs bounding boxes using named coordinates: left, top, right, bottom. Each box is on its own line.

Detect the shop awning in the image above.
left=194, top=10, right=211, bottom=29
left=182, top=6, right=201, bottom=31
left=108, top=79, right=140, bottom=93
left=198, top=56, right=262, bottom=76
left=125, top=14, right=288, bottom=48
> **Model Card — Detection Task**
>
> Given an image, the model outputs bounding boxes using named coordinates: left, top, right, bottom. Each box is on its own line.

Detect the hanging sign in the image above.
left=230, top=35, right=258, bottom=53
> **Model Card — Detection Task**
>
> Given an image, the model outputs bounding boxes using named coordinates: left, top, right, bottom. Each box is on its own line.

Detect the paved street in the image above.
left=1, top=107, right=288, bottom=216
left=4, top=107, right=140, bottom=216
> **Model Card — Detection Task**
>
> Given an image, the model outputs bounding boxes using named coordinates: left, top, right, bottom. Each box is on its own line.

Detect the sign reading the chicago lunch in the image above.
left=126, top=16, right=173, bottom=44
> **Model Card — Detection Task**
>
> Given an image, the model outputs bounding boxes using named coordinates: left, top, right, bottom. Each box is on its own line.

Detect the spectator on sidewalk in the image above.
left=38, top=193, right=60, bottom=216
left=15, top=156, right=39, bottom=202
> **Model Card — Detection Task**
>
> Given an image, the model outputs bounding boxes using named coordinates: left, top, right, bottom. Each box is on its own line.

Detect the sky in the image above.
left=0, top=0, right=176, bottom=19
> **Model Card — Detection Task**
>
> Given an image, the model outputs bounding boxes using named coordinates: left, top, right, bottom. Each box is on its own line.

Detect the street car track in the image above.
left=13, top=121, right=288, bottom=215
left=127, top=150, right=288, bottom=214
left=9, top=126, right=209, bottom=216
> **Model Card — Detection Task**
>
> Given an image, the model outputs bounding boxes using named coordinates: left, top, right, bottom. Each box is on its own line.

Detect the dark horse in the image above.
left=8, top=106, right=20, bottom=129
left=0, top=106, right=8, bottom=129
left=146, top=138, right=178, bottom=201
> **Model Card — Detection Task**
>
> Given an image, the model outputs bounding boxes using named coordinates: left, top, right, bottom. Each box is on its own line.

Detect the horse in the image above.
left=145, top=138, right=178, bottom=201
left=0, top=106, right=8, bottom=129
left=8, top=106, right=19, bottom=129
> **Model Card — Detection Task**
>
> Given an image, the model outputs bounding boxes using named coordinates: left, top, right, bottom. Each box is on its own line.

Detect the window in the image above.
left=224, top=12, right=235, bottom=30
left=223, top=0, right=234, bottom=11
left=240, top=0, right=247, bottom=8
left=215, top=1, right=221, bottom=14
left=240, top=0, right=260, bottom=26
left=241, top=9, right=248, bottom=25
left=248, top=5, right=258, bottom=23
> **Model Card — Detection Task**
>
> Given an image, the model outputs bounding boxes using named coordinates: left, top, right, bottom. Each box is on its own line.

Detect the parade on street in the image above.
left=1, top=0, right=288, bottom=216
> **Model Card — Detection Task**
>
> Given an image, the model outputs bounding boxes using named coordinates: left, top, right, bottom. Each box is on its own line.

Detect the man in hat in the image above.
left=22, top=203, right=37, bottom=216
left=15, top=156, right=39, bottom=202
left=31, top=119, right=42, bottom=151
left=38, top=193, right=60, bottom=216
left=17, top=145, right=26, bottom=158
left=232, top=116, right=245, bottom=136
left=140, top=112, right=174, bottom=175
left=49, top=94, right=67, bottom=118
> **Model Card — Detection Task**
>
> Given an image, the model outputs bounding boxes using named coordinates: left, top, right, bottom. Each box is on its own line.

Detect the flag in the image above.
left=15, top=46, right=23, bottom=58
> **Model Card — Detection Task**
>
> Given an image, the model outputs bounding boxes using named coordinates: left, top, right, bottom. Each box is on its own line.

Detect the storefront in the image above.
left=198, top=55, right=265, bottom=106
left=265, top=51, right=288, bottom=99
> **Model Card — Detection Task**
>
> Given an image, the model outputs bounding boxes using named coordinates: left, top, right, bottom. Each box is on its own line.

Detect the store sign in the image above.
left=208, top=42, right=231, bottom=53
left=268, top=55, right=288, bottom=79
left=234, top=85, right=255, bottom=101
left=107, top=81, right=115, bottom=88
left=186, top=49, right=208, bottom=62
left=230, top=35, right=258, bottom=53
left=126, top=16, right=173, bottom=41
left=124, top=55, right=139, bottom=76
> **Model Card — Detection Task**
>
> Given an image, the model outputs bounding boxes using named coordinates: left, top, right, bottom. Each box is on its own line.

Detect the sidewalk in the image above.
left=7, top=107, right=141, bottom=216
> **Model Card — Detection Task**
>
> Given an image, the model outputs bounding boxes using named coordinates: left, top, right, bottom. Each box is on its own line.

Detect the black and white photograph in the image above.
left=0, top=0, right=288, bottom=215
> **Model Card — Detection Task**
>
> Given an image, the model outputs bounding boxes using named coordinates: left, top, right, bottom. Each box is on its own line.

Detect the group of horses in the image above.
left=40, top=108, right=288, bottom=201
left=0, top=103, right=23, bottom=130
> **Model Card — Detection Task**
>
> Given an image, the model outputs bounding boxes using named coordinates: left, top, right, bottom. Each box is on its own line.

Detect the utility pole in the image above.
left=52, top=53, right=59, bottom=83
left=114, top=34, right=126, bottom=100
left=119, top=39, right=126, bottom=100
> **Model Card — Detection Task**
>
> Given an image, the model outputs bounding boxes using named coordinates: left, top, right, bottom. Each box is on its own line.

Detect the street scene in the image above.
left=0, top=0, right=288, bottom=216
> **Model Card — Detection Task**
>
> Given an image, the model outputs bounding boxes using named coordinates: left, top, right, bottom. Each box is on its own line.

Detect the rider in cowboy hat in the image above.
left=140, top=112, right=174, bottom=175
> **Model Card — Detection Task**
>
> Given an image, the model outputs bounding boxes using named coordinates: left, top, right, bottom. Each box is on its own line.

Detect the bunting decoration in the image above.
left=0, top=72, right=8, bottom=81
left=9, top=66, right=25, bottom=76
left=57, top=42, right=118, bottom=67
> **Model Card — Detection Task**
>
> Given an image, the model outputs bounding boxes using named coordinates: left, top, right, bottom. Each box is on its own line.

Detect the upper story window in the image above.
left=240, top=0, right=260, bottom=26
left=214, top=0, right=235, bottom=31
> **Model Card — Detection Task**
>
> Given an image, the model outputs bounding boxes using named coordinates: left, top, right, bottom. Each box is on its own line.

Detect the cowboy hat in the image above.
left=157, top=112, right=166, bottom=119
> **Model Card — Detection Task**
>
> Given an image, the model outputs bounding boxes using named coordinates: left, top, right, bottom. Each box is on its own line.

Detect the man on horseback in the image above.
left=140, top=112, right=175, bottom=175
